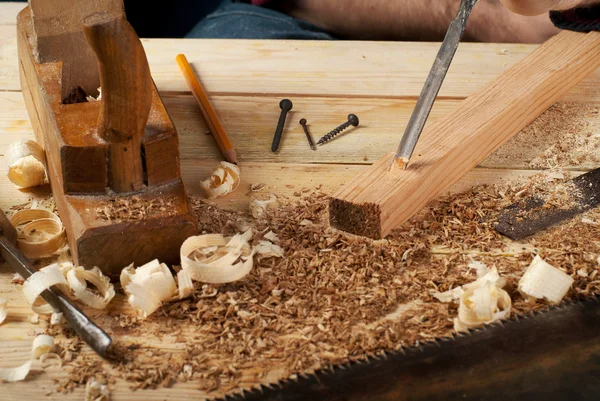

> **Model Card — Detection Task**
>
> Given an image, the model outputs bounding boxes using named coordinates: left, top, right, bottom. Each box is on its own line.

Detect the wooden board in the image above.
left=0, top=2, right=599, bottom=399
left=330, top=30, right=600, bottom=239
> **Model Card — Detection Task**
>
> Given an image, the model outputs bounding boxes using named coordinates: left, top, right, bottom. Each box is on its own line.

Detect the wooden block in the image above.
left=17, top=6, right=198, bottom=274
left=330, top=30, right=600, bottom=239
left=28, top=0, right=124, bottom=101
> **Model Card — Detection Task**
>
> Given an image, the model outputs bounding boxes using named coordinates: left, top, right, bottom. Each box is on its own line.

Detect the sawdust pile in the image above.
left=485, top=102, right=600, bottom=168
left=40, top=172, right=600, bottom=397
left=95, top=196, right=177, bottom=222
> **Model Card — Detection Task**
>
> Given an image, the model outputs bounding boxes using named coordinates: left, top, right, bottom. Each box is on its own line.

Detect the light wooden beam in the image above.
left=329, top=30, right=600, bottom=239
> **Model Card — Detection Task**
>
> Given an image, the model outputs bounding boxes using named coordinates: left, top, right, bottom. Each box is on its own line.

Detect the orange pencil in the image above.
left=175, top=54, right=237, bottom=164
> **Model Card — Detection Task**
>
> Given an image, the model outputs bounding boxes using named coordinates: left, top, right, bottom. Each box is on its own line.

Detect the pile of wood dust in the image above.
left=36, top=172, right=600, bottom=398
left=484, top=103, right=600, bottom=168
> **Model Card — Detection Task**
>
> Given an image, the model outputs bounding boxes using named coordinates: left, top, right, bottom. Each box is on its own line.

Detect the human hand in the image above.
left=500, top=0, right=598, bottom=15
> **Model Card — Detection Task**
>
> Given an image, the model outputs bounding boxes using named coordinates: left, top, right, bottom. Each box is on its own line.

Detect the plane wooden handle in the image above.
left=83, top=13, right=152, bottom=193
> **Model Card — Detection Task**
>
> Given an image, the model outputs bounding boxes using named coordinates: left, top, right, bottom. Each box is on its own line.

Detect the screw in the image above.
left=299, top=118, right=316, bottom=151
left=271, top=99, right=293, bottom=152
left=317, top=114, right=359, bottom=145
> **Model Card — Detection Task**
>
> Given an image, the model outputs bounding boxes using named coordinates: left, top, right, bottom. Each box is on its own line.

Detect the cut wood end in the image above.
left=329, top=197, right=383, bottom=239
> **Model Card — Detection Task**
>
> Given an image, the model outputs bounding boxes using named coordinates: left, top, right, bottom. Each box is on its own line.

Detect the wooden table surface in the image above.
left=1, top=2, right=599, bottom=400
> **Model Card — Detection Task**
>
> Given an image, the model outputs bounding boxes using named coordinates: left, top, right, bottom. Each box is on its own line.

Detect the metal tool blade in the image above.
left=495, top=167, right=600, bottom=240
left=220, top=297, right=600, bottom=401
left=0, top=237, right=113, bottom=358
left=392, top=0, right=479, bottom=169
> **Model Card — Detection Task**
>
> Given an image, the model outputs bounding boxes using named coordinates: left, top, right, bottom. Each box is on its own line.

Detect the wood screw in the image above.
left=271, top=99, right=293, bottom=152
left=317, top=114, right=359, bottom=145
left=299, top=118, right=316, bottom=151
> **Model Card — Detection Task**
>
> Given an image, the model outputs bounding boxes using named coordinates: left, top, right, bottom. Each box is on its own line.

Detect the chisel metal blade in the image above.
left=392, top=0, right=479, bottom=169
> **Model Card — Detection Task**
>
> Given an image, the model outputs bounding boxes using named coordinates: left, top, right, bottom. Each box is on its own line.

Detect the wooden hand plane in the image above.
left=17, top=0, right=198, bottom=275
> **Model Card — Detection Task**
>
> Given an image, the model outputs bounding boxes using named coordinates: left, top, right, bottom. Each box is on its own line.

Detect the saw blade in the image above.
left=218, top=296, right=600, bottom=401
left=495, top=167, right=600, bottom=240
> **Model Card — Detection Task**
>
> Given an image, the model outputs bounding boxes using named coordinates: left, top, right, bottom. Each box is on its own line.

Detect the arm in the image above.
left=500, top=0, right=599, bottom=15
left=286, top=0, right=559, bottom=42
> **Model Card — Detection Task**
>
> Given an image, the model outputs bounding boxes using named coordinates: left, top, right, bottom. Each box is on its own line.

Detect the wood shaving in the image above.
left=85, top=377, right=110, bottom=401
left=201, top=162, right=240, bottom=199
left=95, top=196, right=177, bottom=223
left=24, top=170, right=600, bottom=397
left=10, top=209, right=67, bottom=259
left=249, top=195, right=277, bottom=219
left=486, top=103, right=600, bottom=168
left=518, top=255, right=574, bottom=304
left=180, top=233, right=254, bottom=283
left=5, top=139, right=46, bottom=188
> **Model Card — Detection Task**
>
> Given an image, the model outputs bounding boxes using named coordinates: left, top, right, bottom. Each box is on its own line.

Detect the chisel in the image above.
left=392, top=0, right=479, bottom=169
left=0, top=209, right=112, bottom=358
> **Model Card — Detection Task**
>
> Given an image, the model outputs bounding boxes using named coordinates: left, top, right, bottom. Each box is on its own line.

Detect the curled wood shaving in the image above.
left=22, top=264, right=70, bottom=314
left=432, top=265, right=511, bottom=332
left=39, top=353, right=62, bottom=369
left=455, top=284, right=511, bottom=332
left=63, top=264, right=115, bottom=309
left=0, top=299, right=6, bottom=325
left=10, top=209, right=67, bottom=259
left=32, top=335, right=55, bottom=359
left=249, top=195, right=276, bottom=219
left=518, top=255, right=574, bottom=304
left=0, top=334, right=54, bottom=382
left=85, top=377, right=110, bottom=401
left=50, top=312, right=64, bottom=325
left=5, top=140, right=46, bottom=188
left=255, top=240, right=285, bottom=259
left=180, top=233, right=254, bottom=283
left=201, top=162, right=240, bottom=199
left=120, top=259, right=178, bottom=318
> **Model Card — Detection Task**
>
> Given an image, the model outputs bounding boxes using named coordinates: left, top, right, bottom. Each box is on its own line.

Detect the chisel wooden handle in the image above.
left=83, top=13, right=152, bottom=193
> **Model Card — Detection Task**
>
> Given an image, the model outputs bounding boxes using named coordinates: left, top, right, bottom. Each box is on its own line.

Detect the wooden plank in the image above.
left=330, top=30, right=600, bottom=239
left=0, top=152, right=589, bottom=212
left=0, top=2, right=24, bottom=25
left=1, top=92, right=598, bottom=168
left=0, top=166, right=588, bottom=401
left=1, top=36, right=599, bottom=100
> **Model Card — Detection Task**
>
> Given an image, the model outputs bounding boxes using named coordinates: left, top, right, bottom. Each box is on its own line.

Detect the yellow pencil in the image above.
left=176, top=54, right=237, bottom=164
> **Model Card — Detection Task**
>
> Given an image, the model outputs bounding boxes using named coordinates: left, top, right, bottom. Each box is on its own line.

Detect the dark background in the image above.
left=0, top=0, right=222, bottom=38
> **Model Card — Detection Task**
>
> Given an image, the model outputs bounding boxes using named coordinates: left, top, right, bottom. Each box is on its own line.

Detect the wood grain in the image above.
left=84, top=14, right=152, bottom=192
left=330, top=30, right=600, bottom=238
left=1, top=3, right=599, bottom=400
left=2, top=92, right=598, bottom=169
left=0, top=36, right=599, bottom=100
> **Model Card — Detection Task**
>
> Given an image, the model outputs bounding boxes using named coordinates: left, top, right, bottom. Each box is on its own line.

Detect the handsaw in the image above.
left=219, top=297, right=600, bottom=400
left=495, top=167, right=600, bottom=240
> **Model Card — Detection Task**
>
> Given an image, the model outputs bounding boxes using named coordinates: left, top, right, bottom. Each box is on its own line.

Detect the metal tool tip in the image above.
left=397, top=157, right=409, bottom=169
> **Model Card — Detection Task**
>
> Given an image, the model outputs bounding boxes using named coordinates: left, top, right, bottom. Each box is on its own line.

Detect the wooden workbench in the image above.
left=0, top=2, right=599, bottom=400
